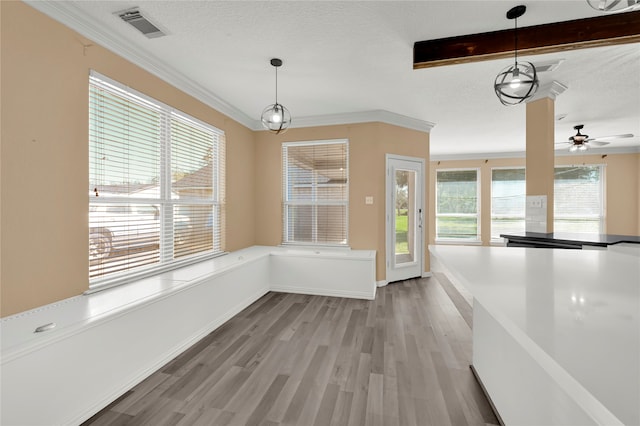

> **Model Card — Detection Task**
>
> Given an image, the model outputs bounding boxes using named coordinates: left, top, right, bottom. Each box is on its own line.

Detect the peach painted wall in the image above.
left=526, top=98, right=556, bottom=232
left=254, top=123, right=430, bottom=283
left=1, top=2, right=430, bottom=315
left=1, top=2, right=255, bottom=316
left=429, top=153, right=640, bottom=245
left=603, top=153, right=640, bottom=235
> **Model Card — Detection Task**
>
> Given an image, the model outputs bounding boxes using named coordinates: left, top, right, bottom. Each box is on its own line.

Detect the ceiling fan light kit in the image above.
left=569, top=143, right=589, bottom=153
left=261, top=58, right=291, bottom=134
left=570, top=125, right=589, bottom=144
left=494, top=5, right=539, bottom=106
left=568, top=124, right=592, bottom=152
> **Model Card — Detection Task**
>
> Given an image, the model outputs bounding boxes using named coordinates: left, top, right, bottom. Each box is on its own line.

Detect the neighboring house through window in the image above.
left=282, top=140, right=349, bottom=245
left=89, top=71, right=225, bottom=287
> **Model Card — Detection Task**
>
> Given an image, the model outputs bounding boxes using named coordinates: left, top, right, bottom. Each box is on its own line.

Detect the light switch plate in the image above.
left=365, top=196, right=374, bottom=205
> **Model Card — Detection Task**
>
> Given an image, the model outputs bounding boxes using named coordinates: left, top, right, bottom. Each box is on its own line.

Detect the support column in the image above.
left=525, top=81, right=567, bottom=233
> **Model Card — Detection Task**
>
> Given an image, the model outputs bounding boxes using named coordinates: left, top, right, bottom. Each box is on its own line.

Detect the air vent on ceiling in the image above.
left=533, top=59, right=564, bottom=73
left=115, top=7, right=165, bottom=39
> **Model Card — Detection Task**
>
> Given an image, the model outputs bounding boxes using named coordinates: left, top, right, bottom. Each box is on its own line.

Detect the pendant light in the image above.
left=494, top=5, right=538, bottom=106
left=261, top=58, right=291, bottom=134
left=586, top=0, right=640, bottom=12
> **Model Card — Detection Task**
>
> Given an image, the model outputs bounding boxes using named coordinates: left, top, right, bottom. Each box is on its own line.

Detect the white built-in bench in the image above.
left=1, top=246, right=376, bottom=426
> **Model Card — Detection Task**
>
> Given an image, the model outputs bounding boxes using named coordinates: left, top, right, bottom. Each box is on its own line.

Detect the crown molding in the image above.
left=24, top=1, right=436, bottom=135
left=255, top=110, right=435, bottom=133
left=431, top=145, right=639, bottom=161
left=23, top=0, right=257, bottom=129
left=527, top=80, right=569, bottom=102
left=430, top=151, right=527, bottom=161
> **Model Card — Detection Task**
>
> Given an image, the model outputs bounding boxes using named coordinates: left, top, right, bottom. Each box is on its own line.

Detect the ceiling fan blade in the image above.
left=591, top=133, right=634, bottom=141
left=555, top=141, right=570, bottom=145
left=588, top=141, right=610, bottom=146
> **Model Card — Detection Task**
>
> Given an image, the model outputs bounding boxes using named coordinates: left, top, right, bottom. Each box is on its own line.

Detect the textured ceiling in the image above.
left=27, top=1, right=640, bottom=158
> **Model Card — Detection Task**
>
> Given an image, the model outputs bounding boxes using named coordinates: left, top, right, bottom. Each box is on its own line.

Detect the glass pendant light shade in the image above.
left=494, top=62, right=538, bottom=105
left=569, top=143, right=588, bottom=152
left=261, top=58, right=291, bottom=134
left=261, top=102, right=291, bottom=134
left=494, top=5, right=539, bottom=106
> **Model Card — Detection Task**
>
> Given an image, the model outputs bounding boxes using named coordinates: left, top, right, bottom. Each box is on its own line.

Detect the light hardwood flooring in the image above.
left=82, top=273, right=499, bottom=426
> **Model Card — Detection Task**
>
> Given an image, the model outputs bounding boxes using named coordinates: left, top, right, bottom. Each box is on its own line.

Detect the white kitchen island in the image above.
left=430, top=245, right=639, bottom=426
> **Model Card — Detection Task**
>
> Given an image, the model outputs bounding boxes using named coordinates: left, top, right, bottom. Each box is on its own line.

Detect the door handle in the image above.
left=418, top=208, right=423, bottom=228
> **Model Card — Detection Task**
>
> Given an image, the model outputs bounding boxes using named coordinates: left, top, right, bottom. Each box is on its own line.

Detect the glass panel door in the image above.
left=395, top=169, right=416, bottom=265
left=386, top=156, right=424, bottom=283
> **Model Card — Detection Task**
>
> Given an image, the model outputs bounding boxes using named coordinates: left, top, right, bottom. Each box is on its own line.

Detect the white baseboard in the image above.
left=376, top=280, right=388, bottom=287
left=422, top=271, right=433, bottom=278
left=270, top=285, right=375, bottom=301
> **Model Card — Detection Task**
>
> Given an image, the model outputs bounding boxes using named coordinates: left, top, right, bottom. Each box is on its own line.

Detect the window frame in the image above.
left=88, top=71, right=225, bottom=292
left=435, top=167, right=481, bottom=243
left=282, top=139, right=349, bottom=247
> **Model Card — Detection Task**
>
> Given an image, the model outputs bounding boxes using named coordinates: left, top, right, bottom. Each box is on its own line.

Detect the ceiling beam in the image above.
left=413, top=10, right=640, bottom=69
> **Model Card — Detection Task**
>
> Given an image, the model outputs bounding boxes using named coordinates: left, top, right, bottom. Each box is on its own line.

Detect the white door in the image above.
left=386, top=155, right=424, bottom=283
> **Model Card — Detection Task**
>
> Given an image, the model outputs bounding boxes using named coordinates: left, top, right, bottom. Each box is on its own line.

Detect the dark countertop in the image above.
left=500, top=232, right=640, bottom=247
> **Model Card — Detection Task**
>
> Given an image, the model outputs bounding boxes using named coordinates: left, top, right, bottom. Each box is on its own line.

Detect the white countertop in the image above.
left=430, top=245, right=640, bottom=426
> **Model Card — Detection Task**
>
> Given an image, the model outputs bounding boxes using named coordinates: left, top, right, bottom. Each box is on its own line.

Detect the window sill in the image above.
left=87, top=251, right=227, bottom=294
left=435, top=239, right=483, bottom=246
left=279, top=243, right=351, bottom=251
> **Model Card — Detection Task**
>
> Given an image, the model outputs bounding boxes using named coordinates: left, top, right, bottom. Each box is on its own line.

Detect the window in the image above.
left=436, top=169, right=480, bottom=241
left=282, top=140, right=348, bottom=245
left=491, top=168, right=526, bottom=239
left=89, top=71, right=224, bottom=285
left=554, top=165, right=604, bottom=233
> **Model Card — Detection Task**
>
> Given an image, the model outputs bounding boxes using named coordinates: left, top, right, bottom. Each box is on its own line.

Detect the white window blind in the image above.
left=89, top=71, right=224, bottom=285
left=491, top=168, right=526, bottom=239
left=282, top=140, right=348, bottom=245
left=436, top=169, right=480, bottom=241
left=554, top=165, right=604, bottom=234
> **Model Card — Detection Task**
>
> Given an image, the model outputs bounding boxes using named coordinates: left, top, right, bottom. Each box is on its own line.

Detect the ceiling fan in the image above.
left=586, top=0, right=640, bottom=13
left=556, top=124, right=634, bottom=152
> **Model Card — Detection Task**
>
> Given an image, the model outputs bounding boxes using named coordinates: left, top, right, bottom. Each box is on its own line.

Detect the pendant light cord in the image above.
left=514, top=16, right=519, bottom=66
left=275, top=66, right=278, bottom=105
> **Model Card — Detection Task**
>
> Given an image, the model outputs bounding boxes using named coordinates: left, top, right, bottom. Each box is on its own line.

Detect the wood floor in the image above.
left=82, top=273, right=499, bottom=426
